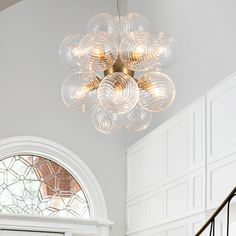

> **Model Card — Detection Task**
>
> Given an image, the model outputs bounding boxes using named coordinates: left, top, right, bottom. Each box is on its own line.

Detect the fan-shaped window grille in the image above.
left=0, top=155, right=90, bottom=219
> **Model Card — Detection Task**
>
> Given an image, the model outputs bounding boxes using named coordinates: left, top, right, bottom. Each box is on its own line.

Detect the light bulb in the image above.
left=124, top=105, right=152, bottom=132
left=119, top=31, right=159, bottom=71
left=87, top=13, right=118, bottom=36
left=79, top=32, right=118, bottom=71
left=155, top=32, right=177, bottom=68
left=92, top=105, right=121, bottom=134
left=61, top=72, right=100, bottom=112
left=98, top=72, right=139, bottom=114
left=120, top=13, right=150, bottom=36
left=59, top=33, right=84, bottom=69
left=138, top=71, right=176, bottom=112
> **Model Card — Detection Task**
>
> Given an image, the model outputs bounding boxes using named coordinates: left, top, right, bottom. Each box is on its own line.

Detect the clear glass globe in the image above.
left=124, top=105, right=152, bottom=132
left=98, top=72, right=139, bottom=114
left=79, top=32, right=118, bottom=71
left=61, top=72, right=100, bottom=112
left=92, top=105, right=121, bottom=134
left=87, top=13, right=118, bottom=35
left=120, top=13, right=150, bottom=35
left=155, top=32, right=177, bottom=68
left=59, top=33, right=83, bottom=69
left=119, top=31, right=159, bottom=71
left=114, top=16, right=125, bottom=43
left=138, top=71, right=176, bottom=112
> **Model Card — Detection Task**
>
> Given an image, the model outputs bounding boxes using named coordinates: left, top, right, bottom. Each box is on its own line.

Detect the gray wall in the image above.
left=123, top=0, right=236, bottom=147
left=0, top=1, right=126, bottom=236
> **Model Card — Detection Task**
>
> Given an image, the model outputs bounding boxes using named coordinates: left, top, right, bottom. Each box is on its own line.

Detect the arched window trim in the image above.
left=0, top=136, right=112, bottom=236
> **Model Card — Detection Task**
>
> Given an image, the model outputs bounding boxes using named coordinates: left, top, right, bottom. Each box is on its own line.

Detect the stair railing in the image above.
left=195, top=186, right=236, bottom=236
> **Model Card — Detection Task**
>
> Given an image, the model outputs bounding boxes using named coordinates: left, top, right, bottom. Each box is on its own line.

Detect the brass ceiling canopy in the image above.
left=104, top=58, right=135, bottom=77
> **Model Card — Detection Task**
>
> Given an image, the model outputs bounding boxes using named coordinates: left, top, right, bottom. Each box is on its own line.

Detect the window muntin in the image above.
left=0, top=155, right=90, bottom=219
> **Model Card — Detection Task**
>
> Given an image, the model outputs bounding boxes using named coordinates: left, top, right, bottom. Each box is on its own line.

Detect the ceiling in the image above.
left=122, top=0, right=236, bottom=147
left=0, top=0, right=236, bottom=149
left=0, top=0, right=21, bottom=11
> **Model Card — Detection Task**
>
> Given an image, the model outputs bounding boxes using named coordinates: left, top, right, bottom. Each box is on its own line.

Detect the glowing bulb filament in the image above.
left=93, top=48, right=106, bottom=61
left=113, top=82, right=124, bottom=104
left=132, top=45, right=145, bottom=62
left=74, top=86, right=89, bottom=100
left=152, top=87, right=166, bottom=98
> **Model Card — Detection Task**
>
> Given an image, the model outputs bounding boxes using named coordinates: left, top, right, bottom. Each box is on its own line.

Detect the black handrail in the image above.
left=195, top=186, right=236, bottom=236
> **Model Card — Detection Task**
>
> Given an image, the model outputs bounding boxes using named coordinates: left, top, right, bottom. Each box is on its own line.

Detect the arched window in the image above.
left=0, top=136, right=112, bottom=236
left=0, top=155, right=90, bottom=218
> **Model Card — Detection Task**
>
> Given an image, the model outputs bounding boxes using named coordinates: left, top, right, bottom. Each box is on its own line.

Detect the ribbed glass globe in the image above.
left=87, top=13, right=118, bottom=35
left=138, top=71, right=176, bottom=112
left=114, top=16, right=125, bottom=43
left=61, top=72, right=100, bottom=112
left=120, top=13, right=150, bottom=35
left=79, top=32, right=118, bottom=71
left=59, top=33, right=83, bottom=69
left=155, top=32, right=177, bottom=68
left=92, top=105, right=121, bottom=134
left=124, top=105, right=152, bottom=132
left=98, top=72, right=139, bottom=114
left=119, top=31, right=159, bottom=71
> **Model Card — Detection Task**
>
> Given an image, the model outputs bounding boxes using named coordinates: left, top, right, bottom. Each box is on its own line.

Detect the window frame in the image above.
left=0, top=136, right=112, bottom=236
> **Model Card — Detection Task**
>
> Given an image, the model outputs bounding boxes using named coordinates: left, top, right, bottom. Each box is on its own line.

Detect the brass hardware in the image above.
left=104, top=58, right=135, bottom=77
left=137, top=77, right=153, bottom=92
left=86, top=77, right=101, bottom=91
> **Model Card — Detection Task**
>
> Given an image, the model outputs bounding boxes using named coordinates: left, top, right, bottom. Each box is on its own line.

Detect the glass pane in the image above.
left=0, top=155, right=90, bottom=219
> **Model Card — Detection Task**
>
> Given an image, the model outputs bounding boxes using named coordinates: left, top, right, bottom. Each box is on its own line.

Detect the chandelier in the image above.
left=59, top=8, right=177, bottom=134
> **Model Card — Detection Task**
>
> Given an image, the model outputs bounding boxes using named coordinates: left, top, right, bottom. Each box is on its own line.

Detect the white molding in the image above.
left=0, top=214, right=105, bottom=235
left=126, top=168, right=205, bottom=233
left=207, top=153, right=236, bottom=209
left=126, top=97, right=206, bottom=202
left=126, top=96, right=206, bottom=234
left=207, top=72, right=236, bottom=162
left=126, top=213, right=205, bottom=236
left=126, top=72, right=236, bottom=236
left=0, top=136, right=112, bottom=235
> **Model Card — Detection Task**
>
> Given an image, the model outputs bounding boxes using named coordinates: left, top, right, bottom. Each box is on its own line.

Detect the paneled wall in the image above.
left=206, top=74, right=236, bottom=209
left=126, top=73, right=236, bottom=235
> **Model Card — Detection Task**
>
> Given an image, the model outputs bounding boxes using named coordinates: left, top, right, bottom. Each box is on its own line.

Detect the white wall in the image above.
left=0, top=1, right=126, bottom=236
left=126, top=96, right=206, bottom=235
left=124, top=0, right=236, bottom=147
left=126, top=72, right=236, bottom=236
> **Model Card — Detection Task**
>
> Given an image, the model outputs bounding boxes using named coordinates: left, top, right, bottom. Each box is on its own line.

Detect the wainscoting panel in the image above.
left=166, top=181, right=188, bottom=217
left=127, top=143, right=146, bottom=197
left=127, top=96, right=206, bottom=201
left=146, top=132, right=166, bottom=187
left=207, top=73, right=236, bottom=162
left=166, top=117, right=190, bottom=177
left=207, top=153, right=236, bottom=208
left=167, top=225, right=188, bottom=236
left=127, top=96, right=206, bottom=233
left=126, top=168, right=205, bottom=232
left=127, top=198, right=145, bottom=230
left=206, top=73, right=236, bottom=208
left=126, top=71, right=236, bottom=235
left=146, top=191, right=165, bottom=225
left=126, top=214, right=205, bottom=236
